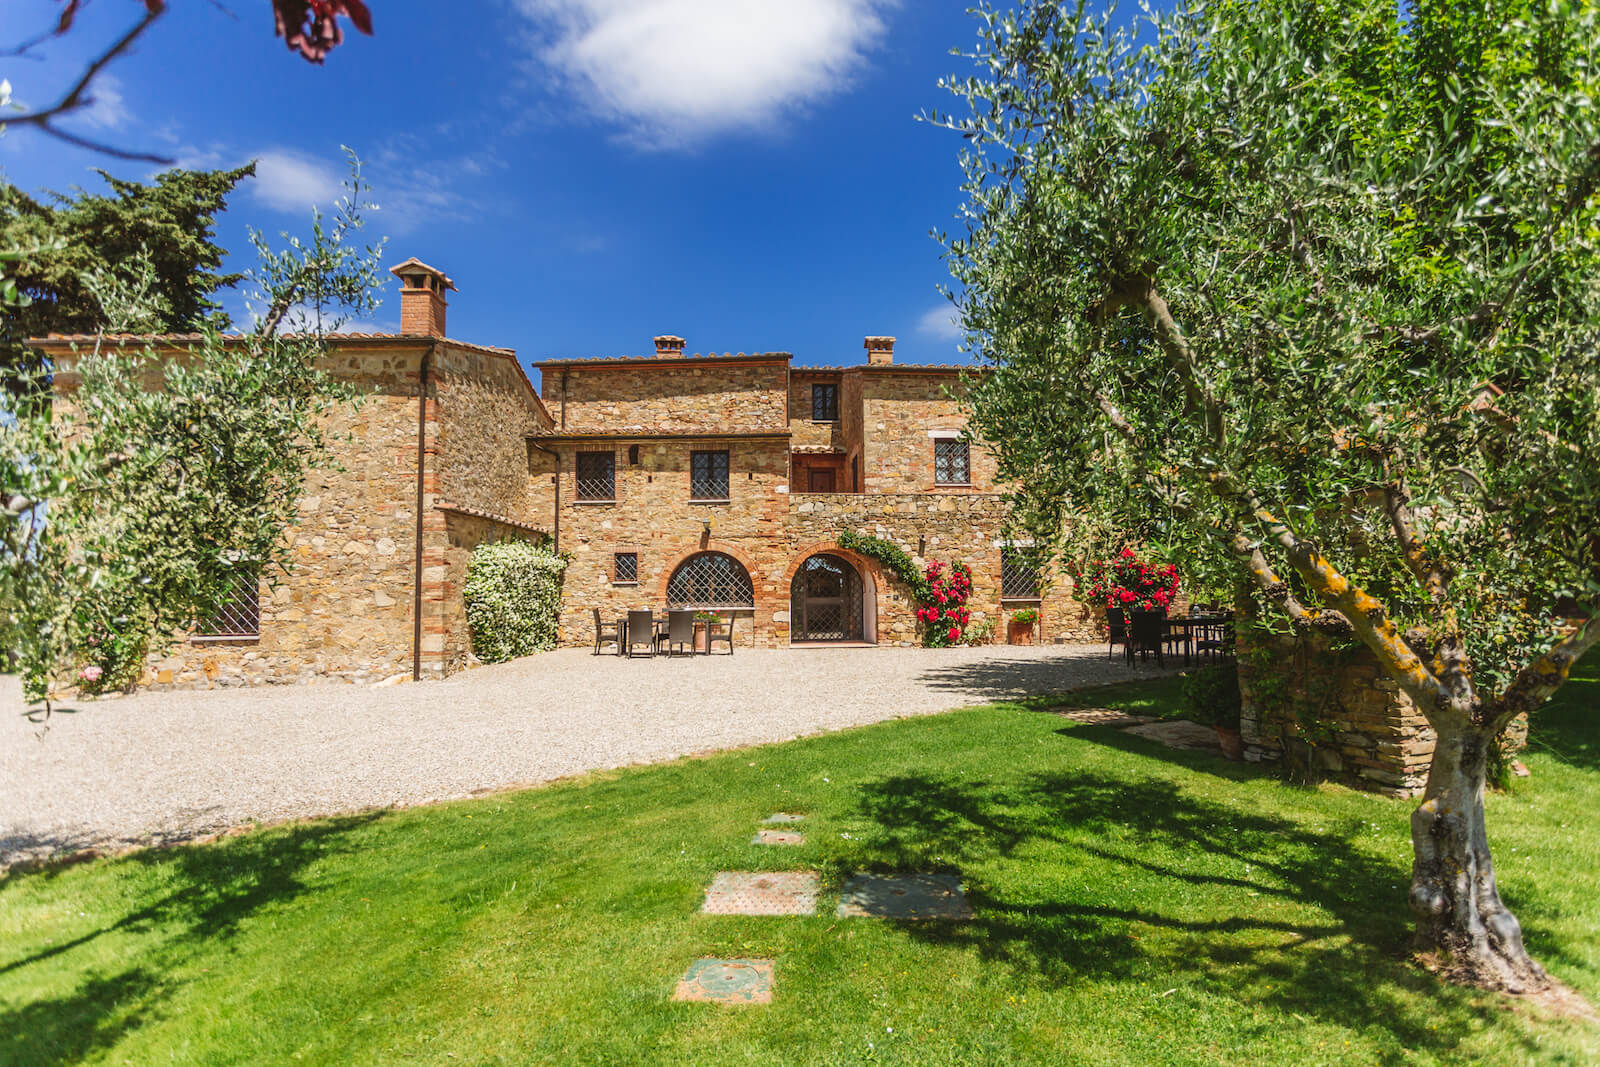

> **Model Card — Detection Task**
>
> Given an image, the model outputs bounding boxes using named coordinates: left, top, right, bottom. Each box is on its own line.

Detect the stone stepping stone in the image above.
left=702, top=871, right=820, bottom=916
left=761, top=813, right=805, bottom=824
left=1054, top=707, right=1159, bottom=728
left=751, top=829, right=805, bottom=846
left=837, top=874, right=973, bottom=920
left=1123, top=719, right=1222, bottom=754
left=673, top=958, right=774, bottom=1005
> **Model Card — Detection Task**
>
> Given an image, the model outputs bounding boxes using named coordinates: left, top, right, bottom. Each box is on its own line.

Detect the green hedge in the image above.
left=463, top=540, right=567, bottom=664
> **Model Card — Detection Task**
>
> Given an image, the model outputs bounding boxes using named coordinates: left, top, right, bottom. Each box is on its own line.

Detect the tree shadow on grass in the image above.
left=849, top=769, right=1542, bottom=1060
left=1526, top=654, right=1599, bottom=773
left=0, top=813, right=382, bottom=1064
left=915, top=652, right=1177, bottom=703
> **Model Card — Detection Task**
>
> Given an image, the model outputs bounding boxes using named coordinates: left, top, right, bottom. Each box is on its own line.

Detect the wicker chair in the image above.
left=706, top=614, right=735, bottom=655
left=1128, top=610, right=1166, bottom=667
left=626, top=609, right=656, bottom=658
left=663, top=610, right=695, bottom=656
left=1106, top=608, right=1131, bottom=662
left=593, top=607, right=622, bottom=656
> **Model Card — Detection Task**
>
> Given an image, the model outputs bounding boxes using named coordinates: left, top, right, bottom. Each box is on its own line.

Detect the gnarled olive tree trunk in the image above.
left=1409, top=716, right=1545, bottom=992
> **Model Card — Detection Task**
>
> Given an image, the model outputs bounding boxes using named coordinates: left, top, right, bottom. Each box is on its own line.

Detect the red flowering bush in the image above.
left=916, top=560, right=972, bottom=647
left=1081, top=548, right=1180, bottom=614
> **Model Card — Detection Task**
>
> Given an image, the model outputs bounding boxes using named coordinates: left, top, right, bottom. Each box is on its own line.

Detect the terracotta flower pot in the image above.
left=1007, top=620, right=1035, bottom=645
left=1216, top=725, right=1244, bottom=761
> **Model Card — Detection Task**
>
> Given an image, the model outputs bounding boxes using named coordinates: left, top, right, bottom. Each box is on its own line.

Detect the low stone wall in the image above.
left=1237, top=630, right=1439, bottom=797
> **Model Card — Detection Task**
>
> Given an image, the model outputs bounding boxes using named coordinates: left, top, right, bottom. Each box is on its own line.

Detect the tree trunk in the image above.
left=1409, top=718, right=1547, bottom=992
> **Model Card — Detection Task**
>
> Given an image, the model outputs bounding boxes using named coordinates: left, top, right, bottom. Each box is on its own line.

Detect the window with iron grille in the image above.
left=690, top=450, right=730, bottom=500
left=613, top=551, right=638, bottom=584
left=576, top=451, right=615, bottom=501
left=667, top=551, right=754, bottom=608
left=1001, top=547, right=1042, bottom=599
left=811, top=383, right=839, bottom=421
left=934, top=438, right=970, bottom=485
left=196, top=566, right=261, bottom=639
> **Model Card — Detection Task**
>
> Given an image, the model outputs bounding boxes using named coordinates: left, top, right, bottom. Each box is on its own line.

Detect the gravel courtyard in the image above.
left=2, top=644, right=1159, bottom=869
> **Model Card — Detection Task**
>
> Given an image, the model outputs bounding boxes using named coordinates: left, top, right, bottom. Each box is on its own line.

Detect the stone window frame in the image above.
left=690, top=449, right=731, bottom=503
left=931, top=433, right=972, bottom=487
left=612, top=550, right=639, bottom=585
left=192, top=563, right=262, bottom=642
left=576, top=450, right=617, bottom=503
left=811, top=382, right=839, bottom=422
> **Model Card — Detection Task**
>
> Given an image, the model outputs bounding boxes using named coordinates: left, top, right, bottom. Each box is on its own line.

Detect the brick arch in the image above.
left=784, top=542, right=894, bottom=646
left=655, top=541, right=762, bottom=606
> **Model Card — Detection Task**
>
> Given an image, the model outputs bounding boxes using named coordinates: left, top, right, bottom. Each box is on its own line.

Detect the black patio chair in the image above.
left=1106, top=607, right=1130, bottom=662
left=663, top=610, right=695, bottom=656
left=706, top=614, right=735, bottom=655
left=1196, top=618, right=1234, bottom=661
left=593, top=607, right=622, bottom=656
left=626, top=609, right=656, bottom=658
left=1128, top=610, right=1166, bottom=667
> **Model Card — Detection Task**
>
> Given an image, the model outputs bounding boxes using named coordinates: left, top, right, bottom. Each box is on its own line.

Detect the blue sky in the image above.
left=2, top=1, right=991, bottom=375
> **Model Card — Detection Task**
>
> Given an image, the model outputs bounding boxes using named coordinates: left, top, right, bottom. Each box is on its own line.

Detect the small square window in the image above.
left=812, top=383, right=839, bottom=421
left=1001, top=547, right=1042, bottom=599
left=614, top=552, right=638, bottom=583
left=934, top=439, right=970, bottom=485
left=691, top=450, right=730, bottom=500
left=196, top=566, right=260, bottom=639
left=576, top=451, right=615, bottom=501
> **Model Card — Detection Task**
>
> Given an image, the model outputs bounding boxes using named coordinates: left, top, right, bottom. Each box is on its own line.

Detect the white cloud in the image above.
left=514, top=0, right=896, bottom=148
left=76, top=73, right=130, bottom=130
left=250, top=150, right=346, bottom=213
left=917, top=304, right=963, bottom=342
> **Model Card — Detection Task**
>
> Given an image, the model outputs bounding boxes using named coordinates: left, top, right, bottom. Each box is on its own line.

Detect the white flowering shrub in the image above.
left=463, top=539, right=566, bottom=664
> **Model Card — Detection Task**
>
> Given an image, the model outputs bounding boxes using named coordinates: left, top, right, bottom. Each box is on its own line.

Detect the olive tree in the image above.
left=0, top=155, right=385, bottom=704
left=934, top=0, right=1599, bottom=991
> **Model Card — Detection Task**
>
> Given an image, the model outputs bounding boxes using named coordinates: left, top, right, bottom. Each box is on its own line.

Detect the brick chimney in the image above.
left=864, top=336, right=896, bottom=366
left=654, top=335, right=687, bottom=358
left=388, top=257, right=456, bottom=337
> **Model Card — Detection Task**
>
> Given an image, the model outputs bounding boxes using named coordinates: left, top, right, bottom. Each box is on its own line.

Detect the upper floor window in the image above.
left=691, top=450, right=730, bottom=501
left=1001, top=547, right=1042, bottom=600
left=934, top=438, right=970, bottom=485
left=576, top=451, right=616, bottom=501
left=811, top=383, right=839, bottom=421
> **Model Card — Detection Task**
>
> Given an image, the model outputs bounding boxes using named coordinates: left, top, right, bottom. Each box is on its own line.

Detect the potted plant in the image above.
left=1182, top=660, right=1244, bottom=760
left=1007, top=607, right=1039, bottom=645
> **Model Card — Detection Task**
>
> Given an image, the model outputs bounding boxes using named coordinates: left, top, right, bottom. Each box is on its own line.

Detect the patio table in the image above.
left=1162, top=615, right=1232, bottom=666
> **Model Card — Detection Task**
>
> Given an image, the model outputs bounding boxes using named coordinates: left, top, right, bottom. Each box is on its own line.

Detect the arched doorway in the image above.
left=790, top=553, right=867, bottom=642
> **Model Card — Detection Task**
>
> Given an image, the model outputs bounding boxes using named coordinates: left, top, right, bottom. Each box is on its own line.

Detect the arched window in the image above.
left=666, top=552, right=754, bottom=608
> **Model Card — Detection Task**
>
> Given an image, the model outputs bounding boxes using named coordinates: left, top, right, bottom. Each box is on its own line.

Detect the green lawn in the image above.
left=2, top=657, right=1597, bottom=1066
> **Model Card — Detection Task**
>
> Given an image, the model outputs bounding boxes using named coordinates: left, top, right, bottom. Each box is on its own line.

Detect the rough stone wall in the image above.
left=859, top=374, right=998, bottom=494
left=541, top=360, right=788, bottom=434
left=840, top=372, right=865, bottom=491
left=138, top=345, right=430, bottom=689
left=435, top=345, right=552, bottom=521
left=788, top=373, right=847, bottom=452
left=782, top=493, right=1094, bottom=646
left=555, top=437, right=792, bottom=649
left=1237, top=630, right=1439, bottom=797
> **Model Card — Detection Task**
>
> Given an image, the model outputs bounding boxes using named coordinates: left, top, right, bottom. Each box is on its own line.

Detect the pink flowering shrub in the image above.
left=1080, top=548, right=1180, bottom=614
left=917, top=560, right=973, bottom=647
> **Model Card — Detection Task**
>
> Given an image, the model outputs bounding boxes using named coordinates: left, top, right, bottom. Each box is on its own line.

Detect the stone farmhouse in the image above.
left=37, top=260, right=1093, bottom=690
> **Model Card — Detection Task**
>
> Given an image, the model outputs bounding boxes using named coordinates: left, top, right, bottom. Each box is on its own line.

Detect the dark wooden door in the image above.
left=808, top=468, right=836, bottom=493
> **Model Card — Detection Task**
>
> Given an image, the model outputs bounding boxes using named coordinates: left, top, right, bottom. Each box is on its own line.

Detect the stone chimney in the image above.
left=388, top=257, right=456, bottom=337
left=864, top=336, right=896, bottom=366
left=654, top=335, right=687, bottom=358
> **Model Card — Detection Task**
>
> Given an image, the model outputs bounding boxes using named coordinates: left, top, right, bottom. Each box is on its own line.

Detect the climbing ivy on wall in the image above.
left=837, top=530, right=931, bottom=601
left=463, top=539, right=567, bottom=664
left=837, top=529, right=976, bottom=646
